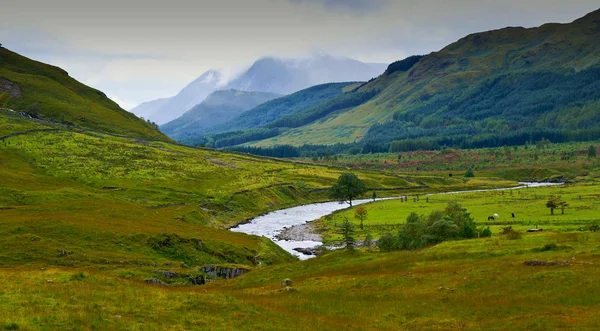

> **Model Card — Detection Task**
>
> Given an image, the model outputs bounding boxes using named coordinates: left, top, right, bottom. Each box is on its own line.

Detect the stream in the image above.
left=230, top=182, right=561, bottom=260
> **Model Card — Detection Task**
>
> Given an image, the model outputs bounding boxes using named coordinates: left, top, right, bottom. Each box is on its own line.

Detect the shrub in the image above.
left=377, top=233, right=398, bottom=252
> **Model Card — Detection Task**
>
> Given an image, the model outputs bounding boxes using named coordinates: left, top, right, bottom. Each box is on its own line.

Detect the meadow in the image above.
left=0, top=110, right=519, bottom=282
left=1, top=229, right=599, bottom=330
left=2, top=110, right=600, bottom=329
left=314, top=181, right=600, bottom=243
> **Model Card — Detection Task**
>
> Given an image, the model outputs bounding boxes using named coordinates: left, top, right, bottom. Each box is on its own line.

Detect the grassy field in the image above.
left=0, top=110, right=521, bottom=283
left=313, top=181, right=600, bottom=243
left=1, top=229, right=599, bottom=330
left=3, top=111, right=600, bottom=329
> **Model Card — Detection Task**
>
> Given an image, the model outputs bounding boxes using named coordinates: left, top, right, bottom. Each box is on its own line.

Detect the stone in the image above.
left=281, top=278, right=293, bottom=287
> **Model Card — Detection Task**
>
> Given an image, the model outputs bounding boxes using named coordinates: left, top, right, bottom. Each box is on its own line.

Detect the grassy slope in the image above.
left=248, top=9, right=600, bottom=147
left=2, top=111, right=600, bottom=329
left=3, top=110, right=510, bottom=278
left=0, top=47, right=168, bottom=141
left=2, top=228, right=599, bottom=329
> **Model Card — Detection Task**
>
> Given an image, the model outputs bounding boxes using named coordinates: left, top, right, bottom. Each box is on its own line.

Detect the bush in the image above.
left=501, top=226, right=522, bottom=240
left=377, top=233, right=398, bottom=252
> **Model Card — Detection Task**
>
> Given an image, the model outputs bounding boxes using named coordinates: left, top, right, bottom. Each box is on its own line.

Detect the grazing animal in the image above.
left=493, top=213, right=499, bottom=219
left=488, top=216, right=495, bottom=221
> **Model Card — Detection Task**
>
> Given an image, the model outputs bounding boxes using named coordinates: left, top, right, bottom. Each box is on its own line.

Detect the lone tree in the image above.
left=330, top=173, right=366, bottom=207
left=589, top=145, right=597, bottom=159
left=546, top=195, right=563, bottom=215
left=339, top=217, right=356, bottom=250
left=354, top=206, right=368, bottom=229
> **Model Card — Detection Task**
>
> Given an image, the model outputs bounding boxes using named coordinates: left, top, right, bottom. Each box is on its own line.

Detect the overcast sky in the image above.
left=1, top=0, right=598, bottom=109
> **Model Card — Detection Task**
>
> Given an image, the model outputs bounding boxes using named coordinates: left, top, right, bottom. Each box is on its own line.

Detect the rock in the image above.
left=285, top=286, right=297, bottom=292
left=161, top=271, right=180, bottom=278
left=281, top=278, right=293, bottom=287
left=292, top=247, right=317, bottom=256
left=201, top=265, right=248, bottom=279
left=0, top=78, right=22, bottom=98
left=188, top=275, right=205, bottom=285
left=145, top=278, right=165, bottom=285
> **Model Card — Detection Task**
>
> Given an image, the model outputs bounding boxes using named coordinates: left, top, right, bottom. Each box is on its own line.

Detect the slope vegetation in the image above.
left=229, top=9, right=600, bottom=152
left=0, top=47, right=167, bottom=140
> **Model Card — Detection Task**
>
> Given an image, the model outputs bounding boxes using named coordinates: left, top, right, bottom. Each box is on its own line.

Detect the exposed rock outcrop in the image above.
left=201, top=265, right=249, bottom=279
left=0, top=78, right=22, bottom=98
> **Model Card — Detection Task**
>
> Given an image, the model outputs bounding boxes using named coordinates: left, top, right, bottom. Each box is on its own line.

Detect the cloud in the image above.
left=288, top=0, right=388, bottom=13
left=1, top=0, right=598, bottom=107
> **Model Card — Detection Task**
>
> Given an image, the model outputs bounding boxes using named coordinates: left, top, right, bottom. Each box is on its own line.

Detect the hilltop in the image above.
left=0, top=47, right=168, bottom=141
left=202, top=9, right=600, bottom=155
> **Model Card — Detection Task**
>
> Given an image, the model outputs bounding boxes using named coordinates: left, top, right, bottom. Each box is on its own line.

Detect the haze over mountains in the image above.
left=130, top=70, right=225, bottom=125
left=130, top=53, right=386, bottom=125
left=169, top=8, right=600, bottom=155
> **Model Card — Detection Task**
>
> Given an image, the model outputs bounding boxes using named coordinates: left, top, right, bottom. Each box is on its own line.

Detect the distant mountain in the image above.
left=227, top=53, right=386, bottom=95
left=130, top=70, right=224, bottom=125
left=160, top=89, right=281, bottom=141
left=0, top=47, right=168, bottom=141
left=207, top=8, right=600, bottom=154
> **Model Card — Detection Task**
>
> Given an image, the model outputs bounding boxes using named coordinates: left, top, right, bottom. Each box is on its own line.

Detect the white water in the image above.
left=230, top=182, right=561, bottom=260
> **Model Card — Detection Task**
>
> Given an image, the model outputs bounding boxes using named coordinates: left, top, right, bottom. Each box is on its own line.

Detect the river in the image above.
left=230, top=182, right=561, bottom=260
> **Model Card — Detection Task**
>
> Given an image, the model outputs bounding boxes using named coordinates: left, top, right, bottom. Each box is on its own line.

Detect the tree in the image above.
left=354, top=206, right=368, bottom=229
left=330, top=173, right=366, bottom=207
left=559, top=200, right=568, bottom=215
left=465, top=169, right=475, bottom=178
left=363, top=232, right=373, bottom=250
left=339, top=217, right=356, bottom=250
left=546, top=195, right=562, bottom=215
left=589, top=145, right=597, bottom=159
left=372, top=191, right=377, bottom=202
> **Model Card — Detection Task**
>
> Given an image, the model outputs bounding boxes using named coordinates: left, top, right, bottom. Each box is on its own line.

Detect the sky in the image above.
left=1, top=0, right=598, bottom=109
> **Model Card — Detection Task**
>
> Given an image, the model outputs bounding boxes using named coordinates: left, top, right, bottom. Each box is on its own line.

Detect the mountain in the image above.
left=0, top=47, right=167, bottom=140
left=227, top=53, right=386, bottom=95
left=217, top=9, right=600, bottom=154
left=130, top=70, right=224, bottom=125
left=160, top=89, right=281, bottom=141
left=190, top=82, right=361, bottom=148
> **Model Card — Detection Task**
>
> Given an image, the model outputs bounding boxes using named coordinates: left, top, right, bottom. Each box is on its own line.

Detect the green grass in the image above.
left=1, top=112, right=520, bottom=280
left=1, top=230, right=600, bottom=329
left=314, top=181, right=600, bottom=243
left=0, top=48, right=167, bottom=140
left=302, top=141, right=600, bottom=181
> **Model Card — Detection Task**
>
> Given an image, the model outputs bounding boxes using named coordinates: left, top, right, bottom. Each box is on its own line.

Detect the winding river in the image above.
left=230, top=182, right=561, bottom=260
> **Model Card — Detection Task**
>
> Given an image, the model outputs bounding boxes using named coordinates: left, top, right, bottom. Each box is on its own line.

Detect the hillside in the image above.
left=0, top=47, right=168, bottom=141
left=187, top=82, right=360, bottom=147
left=160, top=89, right=281, bottom=142
left=226, top=9, right=600, bottom=154
left=2, top=109, right=448, bottom=283
left=130, top=70, right=224, bottom=125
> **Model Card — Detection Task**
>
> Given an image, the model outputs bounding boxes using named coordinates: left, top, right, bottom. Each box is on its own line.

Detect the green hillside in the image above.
left=191, top=82, right=360, bottom=148
left=225, top=9, right=600, bottom=155
left=4, top=109, right=482, bottom=282
left=0, top=47, right=168, bottom=140
left=160, top=89, right=281, bottom=143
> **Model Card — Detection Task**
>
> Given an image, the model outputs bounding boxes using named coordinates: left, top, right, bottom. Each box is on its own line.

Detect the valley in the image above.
left=1, top=5, right=600, bottom=330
